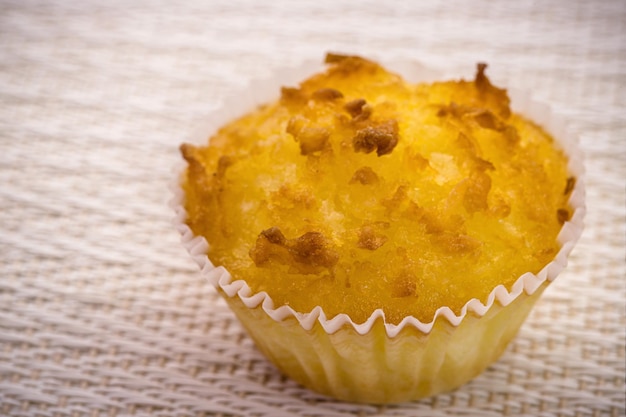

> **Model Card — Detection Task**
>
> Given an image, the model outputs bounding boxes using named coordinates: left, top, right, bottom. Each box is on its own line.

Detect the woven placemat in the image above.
left=1, top=1, right=624, bottom=416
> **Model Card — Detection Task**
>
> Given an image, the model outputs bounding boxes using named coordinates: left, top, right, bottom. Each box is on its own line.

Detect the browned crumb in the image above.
left=249, top=227, right=339, bottom=273
left=557, top=208, right=571, bottom=225
left=473, top=109, right=505, bottom=131
left=180, top=142, right=197, bottom=164
left=280, top=86, right=307, bottom=106
left=564, top=177, right=576, bottom=195
left=473, top=158, right=495, bottom=172
left=296, top=126, right=331, bottom=155
left=502, top=125, right=520, bottom=145
left=352, top=119, right=399, bottom=156
left=325, top=54, right=380, bottom=77
left=489, top=195, right=511, bottom=218
left=382, top=185, right=408, bottom=213
left=286, top=116, right=331, bottom=155
left=436, top=102, right=467, bottom=118
left=357, top=225, right=388, bottom=250
left=216, top=155, right=234, bottom=178
left=437, top=103, right=506, bottom=132
left=474, top=63, right=490, bottom=92
left=271, top=185, right=316, bottom=210
left=474, top=63, right=511, bottom=118
left=344, top=98, right=367, bottom=118
left=312, top=88, right=344, bottom=101
left=290, top=231, right=339, bottom=267
left=350, top=166, right=379, bottom=185
left=418, top=208, right=447, bottom=234
left=286, top=115, right=307, bottom=136
left=353, top=105, right=373, bottom=122
left=180, top=143, right=212, bottom=189
left=260, top=226, right=287, bottom=245
left=324, top=52, right=362, bottom=64
left=391, top=273, right=417, bottom=298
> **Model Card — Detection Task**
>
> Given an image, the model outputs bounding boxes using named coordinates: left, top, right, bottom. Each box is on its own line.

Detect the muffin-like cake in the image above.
left=175, top=54, right=583, bottom=403
left=180, top=54, right=573, bottom=325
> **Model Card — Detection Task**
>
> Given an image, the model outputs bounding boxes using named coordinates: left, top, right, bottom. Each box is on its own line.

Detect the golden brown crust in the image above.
left=181, top=56, right=572, bottom=324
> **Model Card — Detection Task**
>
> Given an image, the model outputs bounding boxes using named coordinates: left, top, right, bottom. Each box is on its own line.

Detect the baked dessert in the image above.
left=174, top=54, right=584, bottom=402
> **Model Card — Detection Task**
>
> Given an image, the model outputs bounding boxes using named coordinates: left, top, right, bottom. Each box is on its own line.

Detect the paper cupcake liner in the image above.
left=170, top=57, right=585, bottom=402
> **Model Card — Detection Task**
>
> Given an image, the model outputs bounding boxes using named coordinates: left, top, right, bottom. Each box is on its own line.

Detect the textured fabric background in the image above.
left=1, top=1, right=624, bottom=416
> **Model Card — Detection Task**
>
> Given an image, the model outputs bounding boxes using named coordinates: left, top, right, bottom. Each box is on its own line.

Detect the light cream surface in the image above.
left=1, top=1, right=624, bottom=416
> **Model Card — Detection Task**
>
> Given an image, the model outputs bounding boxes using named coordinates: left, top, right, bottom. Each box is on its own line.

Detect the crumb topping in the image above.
left=249, top=227, right=339, bottom=274
left=181, top=55, right=573, bottom=324
left=352, top=120, right=399, bottom=156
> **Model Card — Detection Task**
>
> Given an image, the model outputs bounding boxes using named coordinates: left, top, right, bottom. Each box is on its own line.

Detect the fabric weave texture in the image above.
left=1, top=1, right=624, bottom=416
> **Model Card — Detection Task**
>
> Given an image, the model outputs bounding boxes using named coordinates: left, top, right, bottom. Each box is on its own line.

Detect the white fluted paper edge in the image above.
left=170, top=56, right=586, bottom=338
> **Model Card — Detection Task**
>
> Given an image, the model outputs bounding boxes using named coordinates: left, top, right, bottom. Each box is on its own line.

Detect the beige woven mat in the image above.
left=1, top=1, right=624, bottom=416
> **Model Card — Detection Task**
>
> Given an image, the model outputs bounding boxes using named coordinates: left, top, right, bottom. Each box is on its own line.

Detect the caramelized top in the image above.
left=181, top=54, right=573, bottom=324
